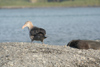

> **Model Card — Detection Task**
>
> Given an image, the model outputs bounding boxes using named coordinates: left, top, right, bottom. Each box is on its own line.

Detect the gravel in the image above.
left=0, top=42, right=100, bottom=67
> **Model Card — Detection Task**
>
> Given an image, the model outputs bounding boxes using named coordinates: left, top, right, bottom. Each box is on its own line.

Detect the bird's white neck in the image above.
left=28, top=24, right=34, bottom=30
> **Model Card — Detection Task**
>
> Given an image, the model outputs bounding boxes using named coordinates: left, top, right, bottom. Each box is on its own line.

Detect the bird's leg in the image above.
left=30, top=36, right=34, bottom=43
left=31, top=39, right=34, bottom=44
left=41, top=40, right=44, bottom=45
left=42, top=41, right=44, bottom=45
left=31, top=40, right=33, bottom=43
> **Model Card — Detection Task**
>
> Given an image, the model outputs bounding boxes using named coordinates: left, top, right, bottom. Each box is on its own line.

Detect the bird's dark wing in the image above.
left=30, top=27, right=46, bottom=36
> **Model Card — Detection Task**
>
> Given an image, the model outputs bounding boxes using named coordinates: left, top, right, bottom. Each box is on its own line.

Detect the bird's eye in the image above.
left=25, top=22, right=28, bottom=24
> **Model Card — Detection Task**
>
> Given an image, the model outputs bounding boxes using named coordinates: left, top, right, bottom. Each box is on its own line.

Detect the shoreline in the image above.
left=0, top=6, right=100, bottom=9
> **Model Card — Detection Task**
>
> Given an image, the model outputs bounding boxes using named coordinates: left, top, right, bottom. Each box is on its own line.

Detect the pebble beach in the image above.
left=0, top=42, right=100, bottom=67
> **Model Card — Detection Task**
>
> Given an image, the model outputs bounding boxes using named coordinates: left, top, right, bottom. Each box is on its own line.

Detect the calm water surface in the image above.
left=0, top=7, right=100, bottom=45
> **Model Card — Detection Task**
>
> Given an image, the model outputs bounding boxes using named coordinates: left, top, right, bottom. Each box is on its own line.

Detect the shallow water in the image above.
left=0, top=7, right=100, bottom=45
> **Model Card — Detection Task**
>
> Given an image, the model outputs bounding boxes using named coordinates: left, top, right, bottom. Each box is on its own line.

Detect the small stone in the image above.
left=8, top=61, right=14, bottom=66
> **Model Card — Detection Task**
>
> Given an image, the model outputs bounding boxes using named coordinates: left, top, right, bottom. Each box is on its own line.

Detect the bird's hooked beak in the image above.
left=22, top=24, right=27, bottom=29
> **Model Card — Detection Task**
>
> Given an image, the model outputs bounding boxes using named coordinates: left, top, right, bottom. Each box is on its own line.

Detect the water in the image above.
left=0, top=7, right=100, bottom=45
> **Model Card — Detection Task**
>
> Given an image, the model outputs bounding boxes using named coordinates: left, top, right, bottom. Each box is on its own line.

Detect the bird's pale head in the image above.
left=22, top=21, right=33, bottom=29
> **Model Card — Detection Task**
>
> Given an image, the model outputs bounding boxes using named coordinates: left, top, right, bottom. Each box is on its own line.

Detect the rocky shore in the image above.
left=0, top=42, right=100, bottom=67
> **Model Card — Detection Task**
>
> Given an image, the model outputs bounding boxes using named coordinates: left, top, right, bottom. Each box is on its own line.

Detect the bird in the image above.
left=22, top=21, right=47, bottom=44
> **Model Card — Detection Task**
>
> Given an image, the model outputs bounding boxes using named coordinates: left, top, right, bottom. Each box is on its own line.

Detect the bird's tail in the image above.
left=44, top=36, right=47, bottom=39
left=44, top=35, right=48, bottom=39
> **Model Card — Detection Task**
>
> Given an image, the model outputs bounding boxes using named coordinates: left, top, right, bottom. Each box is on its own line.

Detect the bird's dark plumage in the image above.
left=30, top=27, right=46, bottom=36
left=30, top=27, right=47, bottom=43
